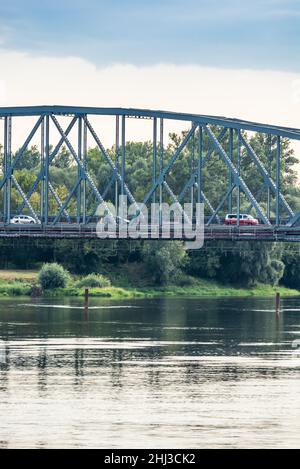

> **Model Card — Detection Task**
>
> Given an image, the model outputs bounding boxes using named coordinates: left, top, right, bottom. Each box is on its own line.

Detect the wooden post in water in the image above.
left=84, top=288, right=89, bottom=309
left=275, top=292, right=280, bottom=316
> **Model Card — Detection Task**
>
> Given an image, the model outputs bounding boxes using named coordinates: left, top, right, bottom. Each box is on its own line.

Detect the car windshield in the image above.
left=227, top=214, right=255, bottom=219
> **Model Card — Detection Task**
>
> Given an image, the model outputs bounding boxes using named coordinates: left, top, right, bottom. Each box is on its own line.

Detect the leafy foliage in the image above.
left=38, top=263, right=71, bottom=290
left=142, top=241, right=187, bottom=285
left=188, top=241, right=284, bottom=287
left=76, top=273, right=111, bottom=288
left=0, top=127, right=299, bottom=288
left=281, top=247, right=300, bottom=289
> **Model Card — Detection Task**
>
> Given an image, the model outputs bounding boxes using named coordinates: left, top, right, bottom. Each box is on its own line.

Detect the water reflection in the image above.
left=0, top=296, right=300, bottom=448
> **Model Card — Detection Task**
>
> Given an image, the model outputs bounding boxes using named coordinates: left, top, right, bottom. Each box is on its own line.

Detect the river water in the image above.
left=0, top=296, right=299, bottom=449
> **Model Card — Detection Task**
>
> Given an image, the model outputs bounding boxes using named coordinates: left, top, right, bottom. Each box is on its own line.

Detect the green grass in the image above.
left=0, top=270, right=299, bottom=299
left=0, top=280, right=32, bottom=297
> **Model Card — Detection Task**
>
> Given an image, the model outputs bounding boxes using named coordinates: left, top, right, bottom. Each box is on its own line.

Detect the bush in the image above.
left=282, top=249, right=300, bottom=289
left=0, top=281, right=32, bottom=296
left=75, top=273, right=111, bottom=288
left=142, top=241, right=187, bottom=285
left=38, top=263, right=71, bottom=290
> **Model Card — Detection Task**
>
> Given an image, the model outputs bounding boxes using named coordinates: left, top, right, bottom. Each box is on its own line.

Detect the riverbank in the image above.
left=0, top=270, right=299, bottom=299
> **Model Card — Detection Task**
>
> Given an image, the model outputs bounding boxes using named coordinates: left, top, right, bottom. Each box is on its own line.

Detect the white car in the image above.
left=10, top=215, right=40, bottom=225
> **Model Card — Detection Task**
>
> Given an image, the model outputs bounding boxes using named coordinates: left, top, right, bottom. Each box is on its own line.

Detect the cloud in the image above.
left=0, top=79, right=6, bottom=103
left=0, top=46, right=299, bottom=175
left=0, top=1, right=300, bottom=71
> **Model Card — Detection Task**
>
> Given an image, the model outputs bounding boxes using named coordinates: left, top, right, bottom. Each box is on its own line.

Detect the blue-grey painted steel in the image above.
left=197, top=125, right=202, bottom=205
left=240, top=132, right=293, bottom=217
left=44, top=115, right=49, bottom=224
left=1, top=106, right=300, bottom=141
left=276, top=136, right=281, bottom=226
left=287, top=211, right=300, bottom=227
left=153, top=117, right=157, bottom=204
left=237, top=129, right=241, bottom=227
left=121, top=116, right=125, bottom=197
left=115, top=115, right=119, bottom=211
left=77, top=116, right=82, bottom=223
left=228, top=128, right=233, bottom=214
left=0, top=105, right=299, bottom=239
left=207, top=185, right=234, bottom=225
left=204, top=125, right=271, bottom=226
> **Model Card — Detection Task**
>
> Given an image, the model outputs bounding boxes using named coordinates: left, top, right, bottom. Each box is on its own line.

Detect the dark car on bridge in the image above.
left=225, top=214, right=259, bottom=226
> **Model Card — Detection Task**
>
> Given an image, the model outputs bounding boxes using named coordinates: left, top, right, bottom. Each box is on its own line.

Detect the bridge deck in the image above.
left=0, top=224, right=300, bottom=242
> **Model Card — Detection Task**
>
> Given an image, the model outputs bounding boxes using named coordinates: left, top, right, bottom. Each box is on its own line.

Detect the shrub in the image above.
left=142, top=241, right=187, bottom=285
left=38, top=263, right=71, bottom=290
left=282, top=250, right=300, bottom=290
left=75, top=273, right=111, bottom=288
left=0, top=281, right=32, bottom=296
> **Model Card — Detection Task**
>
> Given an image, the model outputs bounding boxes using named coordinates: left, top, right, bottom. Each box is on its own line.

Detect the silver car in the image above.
left=10, top=215, right=40, bottom=225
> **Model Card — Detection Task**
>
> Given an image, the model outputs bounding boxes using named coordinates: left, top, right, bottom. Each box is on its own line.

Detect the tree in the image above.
left=187, top=241, right=284, bottom=287
left=217, top=242, right=284, bottom=286
left=38, top=263, right=71, bottom=289
left=142, top=241, right=186, bottom=285
left=14, top=145, right=40, bottom=170
left=281, top=246, right=300, bottom=289
left=187, top=243, right=221, bottom=279
left=51, top=145, right=72, bottom=169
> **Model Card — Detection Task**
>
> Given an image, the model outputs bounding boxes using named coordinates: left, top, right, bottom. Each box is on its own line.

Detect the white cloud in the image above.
left=0, top=47, right=299, bottom=175
left=0, top=79, right=6, bottom=103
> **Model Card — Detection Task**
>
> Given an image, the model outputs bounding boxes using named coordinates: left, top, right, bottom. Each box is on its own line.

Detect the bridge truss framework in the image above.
left=0, top=106, right=300, bottom=242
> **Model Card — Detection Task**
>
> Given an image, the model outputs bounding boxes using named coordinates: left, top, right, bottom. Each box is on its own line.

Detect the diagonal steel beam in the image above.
left=52, top=179, right=80, bottom=225
left=178, top=128, right=227, bottom=202
left=207, top=185, right=234, bottom=225
left=17, top=117, right=77, bottom=215
left=0, top=116, right=43, bottom=192
left=163, top=180, right=191, bottom=224
left=204, top=125, right=271, bottom=225
left=178, top=173, right=195, bottom=202
left=194, top=182, right=221, bottom=224
left=286, top=211, right=300, bottom=227
left=11, top=176, right=39, bottom=221
left=239, top=132, right=294, bottom=217
left=51, top=115, right=111, bottom=213
left=246, top=185, right=265, bottom=214
left=85, top=177, right=117, bottom=223
left=49, top=183, right=70, bottom=221
left=202, top=127, right=227, bottom=166
left=141, top=124, right=197, bottom=207
left=85, top=117, right=138, bottom=209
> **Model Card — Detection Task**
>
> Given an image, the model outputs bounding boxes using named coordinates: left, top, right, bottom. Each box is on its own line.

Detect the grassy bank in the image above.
left=0, top=270, right=299, bottom=299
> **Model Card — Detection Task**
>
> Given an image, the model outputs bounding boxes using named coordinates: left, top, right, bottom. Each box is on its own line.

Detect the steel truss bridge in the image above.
left=0, top=105, right=300, bottom=242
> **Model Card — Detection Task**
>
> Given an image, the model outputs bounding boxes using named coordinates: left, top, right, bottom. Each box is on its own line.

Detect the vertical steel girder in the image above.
left=237, top=129, right=241, bottom=226
left=115, top=115, right=120, bottom=211
left=276, top=135, right=281, bottom=226
left=204, top=125, right=271, bottom=225
left=0, top=109, right=298, bottom=231
left=77, top=116, right=82, bottom=222
left=228, top=128, right=233, bottom=214
left=239, top=132, right=293, bottom=218
left=153, top=117, right=157, bottom=204
left=3, top=116, right=11, bottom=223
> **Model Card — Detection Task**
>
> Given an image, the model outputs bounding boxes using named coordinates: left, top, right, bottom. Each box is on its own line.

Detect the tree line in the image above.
left=0, top=128, right=299, bottom=289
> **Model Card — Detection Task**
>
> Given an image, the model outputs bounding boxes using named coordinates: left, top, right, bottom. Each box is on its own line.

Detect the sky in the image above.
left=0, top=0, right=300, bottom=161
left=0, top=0, right=300, bottom=71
